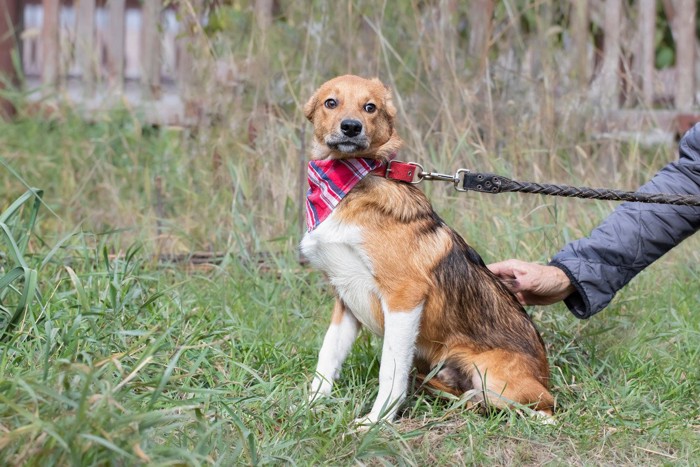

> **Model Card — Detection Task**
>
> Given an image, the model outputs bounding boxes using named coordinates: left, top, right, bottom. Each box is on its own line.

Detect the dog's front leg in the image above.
left=309, top=299, right=360, bottom=401
left=359, top=301, right=423, bottom=425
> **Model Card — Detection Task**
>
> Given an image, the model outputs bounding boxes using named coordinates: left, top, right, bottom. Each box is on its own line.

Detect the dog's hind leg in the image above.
left=415, top=373, right=464, bottom=397
left=464, top=350, right=554, bottom=417
left=310, top=299, right=360, bottom=401
left=358, top=300, right=423, bottom=425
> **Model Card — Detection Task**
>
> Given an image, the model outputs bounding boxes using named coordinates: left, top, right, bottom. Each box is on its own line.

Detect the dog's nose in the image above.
left=340, top=119, right=363, bottom=137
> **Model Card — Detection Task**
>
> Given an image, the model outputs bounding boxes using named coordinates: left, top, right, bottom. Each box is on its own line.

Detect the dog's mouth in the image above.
left=325, top=135, right=370, bottom=154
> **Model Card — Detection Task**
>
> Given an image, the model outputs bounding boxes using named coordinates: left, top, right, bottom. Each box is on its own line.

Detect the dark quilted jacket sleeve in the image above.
left=549, top=123, right=700, bottom=319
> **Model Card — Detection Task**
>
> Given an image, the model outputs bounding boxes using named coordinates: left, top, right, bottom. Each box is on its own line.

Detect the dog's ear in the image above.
left=384, top=90, right=397, bottom=120
left=378, top=80, right=397, bottom=121
left=303, top=91, right=319, bottom=122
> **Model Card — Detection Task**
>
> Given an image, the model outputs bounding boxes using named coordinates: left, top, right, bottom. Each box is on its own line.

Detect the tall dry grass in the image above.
left=0, top=0, right=692, bottom=263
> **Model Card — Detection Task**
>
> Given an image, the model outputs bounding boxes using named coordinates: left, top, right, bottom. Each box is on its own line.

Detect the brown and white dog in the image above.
left=301, top=75, right=553, bottom=426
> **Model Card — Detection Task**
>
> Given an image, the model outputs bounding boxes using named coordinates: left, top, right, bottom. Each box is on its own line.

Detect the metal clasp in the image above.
left=454, top=169, right=470, bottom=192
left=386, top=162, right=472, bottom=189
left=421, top=170, right=459, bottom=183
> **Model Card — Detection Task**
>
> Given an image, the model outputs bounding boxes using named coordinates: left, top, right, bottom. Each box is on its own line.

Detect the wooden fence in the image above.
left=460, top=0, right=698, bottom=128
left=0, top=1, right=699, bottom=129
left=21, top=0, right=177, bottom=93
left=1, top=0, right=210, bottom=124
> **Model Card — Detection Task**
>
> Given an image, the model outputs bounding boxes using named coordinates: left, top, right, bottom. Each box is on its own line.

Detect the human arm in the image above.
left=489, top=123, right=700, bottom=318
left=549, top=123, right=700, bottom=318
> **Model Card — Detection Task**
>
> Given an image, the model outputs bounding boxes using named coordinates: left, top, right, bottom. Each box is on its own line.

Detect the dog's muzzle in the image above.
left=326, top=132, right=369, bottom=154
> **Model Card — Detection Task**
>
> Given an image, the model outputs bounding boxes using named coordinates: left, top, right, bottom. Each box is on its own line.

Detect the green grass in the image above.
left=1, top=0, right=699, bottom=464
left=0, top=123, right=698, bottom=464
left=0, top=233, right=697, bottom=465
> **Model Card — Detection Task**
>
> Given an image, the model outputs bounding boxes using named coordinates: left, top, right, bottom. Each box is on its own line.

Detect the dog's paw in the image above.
left=351, top=416, right=377, bottom=432
left=351, top=412, right=391, bottom=432
left=535, top=411, right=557, bottom=426
left=308, top=378, right=332, bottom=403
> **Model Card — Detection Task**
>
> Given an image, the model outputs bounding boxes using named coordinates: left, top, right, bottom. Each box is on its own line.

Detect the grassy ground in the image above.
left=1, top=1, right=699, bottom=465
left=0, top=215, right=697, bottom=465
left=1, top=111, right=698, bottom=467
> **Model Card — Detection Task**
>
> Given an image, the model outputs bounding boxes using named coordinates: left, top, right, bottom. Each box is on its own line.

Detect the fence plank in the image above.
left=178, top=0, right=204, bottom=119
left=107, top=0, right=126, bottom=90
left=570, top=0, right=589, bottom=86
left=638, top=0, right=655, bottom=106
left=41, top=0, right=60, bottom=88
left=467, top=0, right=494, bottom=77
left=595, top=0, right=622, bottom=109
left=674, top=0, right=696, bottom=111
left=76, top=0, right=96, bottom=95
left=140, top=0, right=161, bottom=99
left=255, top=0, right=274, bottom=31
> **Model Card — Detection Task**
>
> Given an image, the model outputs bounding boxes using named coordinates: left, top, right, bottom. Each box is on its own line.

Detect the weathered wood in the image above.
left=41, top=0, right=60, bottom=88
left=254, top=0, right=274, bottom=31
left=467, top=0, right=494, bottom=77
left=140, top=0, right=161, bottom=99
left=570, top=0, right=589, bottom=86
left=107, top=0, right=126, bottom=90
left=435, top=0, right=458, bottom=70
left=177, top=0, right=204, bottom=118
left=673, top=0, right=696, bottom=111
left=638, top=0, right=655, bottom=106
left=596, top=0, right=622, bottom=109
left=424, top=0, right=458, bottom=78
left=10, top=0, right=700, bottom=128
left=0, top=0, right=20, bottom=119
left=75, top=0, right=96, bottom=95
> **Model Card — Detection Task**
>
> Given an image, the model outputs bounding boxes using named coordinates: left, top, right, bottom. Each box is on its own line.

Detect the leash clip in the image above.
left=454, top=169, right=471, bottom=192
left=421, top=170, right=459, bottom=183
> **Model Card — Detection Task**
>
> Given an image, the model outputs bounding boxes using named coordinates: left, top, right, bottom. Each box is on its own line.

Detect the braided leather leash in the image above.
left=384, top=161, right=700, bottom=207
left=460, top=171, right=700, bottom=206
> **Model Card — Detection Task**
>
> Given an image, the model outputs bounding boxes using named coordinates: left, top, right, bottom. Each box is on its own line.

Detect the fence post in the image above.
left=467, top=0, right=494, bottom=79
left=178, top=0, right=204, bottom=120
left=638, top=0, right=655, bottom=106
left=597, top=0, right=622, bottom=109
left=141, top=0, right=161, bottom=99
left=674, top=0, right=696, bottom=111
left=106, top=0, right=126, bottom=91
left=570, top=0, right=588, bottom=86
left=0, top=0, right=20, bottom=119
left=41, top=0, right=60, bottom=89
left=76, top=0, right=96, bottom=95
left=254, top=0, right=274, bottom=31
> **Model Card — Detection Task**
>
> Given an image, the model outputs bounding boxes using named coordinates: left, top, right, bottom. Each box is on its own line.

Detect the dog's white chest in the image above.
left=301, top=214, right=382, bottom=335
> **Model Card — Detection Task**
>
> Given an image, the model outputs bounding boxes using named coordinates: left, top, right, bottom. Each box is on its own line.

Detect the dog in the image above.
left=301, top=75, right=553, bottom=426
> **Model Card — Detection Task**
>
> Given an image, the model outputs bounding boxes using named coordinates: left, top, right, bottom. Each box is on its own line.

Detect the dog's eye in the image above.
left=324, top=99, right=337, bottom=109
left=364, top=103, right=376, bottom=113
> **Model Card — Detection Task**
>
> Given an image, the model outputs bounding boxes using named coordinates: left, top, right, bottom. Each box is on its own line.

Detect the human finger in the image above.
left=486, top=259, right=521, bottom=277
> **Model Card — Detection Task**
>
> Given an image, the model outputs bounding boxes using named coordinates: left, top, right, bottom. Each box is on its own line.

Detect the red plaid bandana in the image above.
left=306, top=158, right=383, bottom=231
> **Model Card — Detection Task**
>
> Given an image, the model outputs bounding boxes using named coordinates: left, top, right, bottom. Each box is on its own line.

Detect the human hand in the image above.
left=487, top=259, right=575, bottom=306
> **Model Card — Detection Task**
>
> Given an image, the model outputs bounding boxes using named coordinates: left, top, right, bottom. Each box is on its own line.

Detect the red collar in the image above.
left=371, top=160, right=421, bottom=183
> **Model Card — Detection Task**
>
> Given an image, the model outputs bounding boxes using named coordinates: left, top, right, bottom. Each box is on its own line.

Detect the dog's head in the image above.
left=304, top=75, right=402, bottom=160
